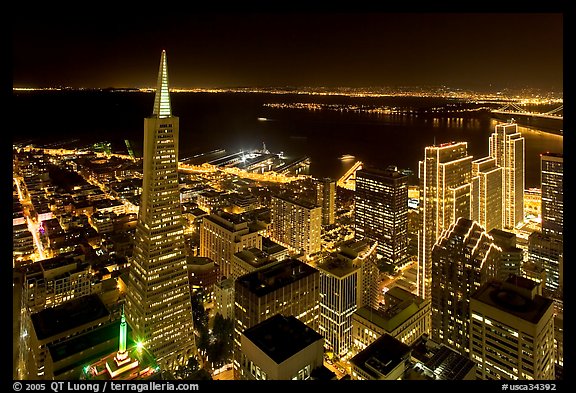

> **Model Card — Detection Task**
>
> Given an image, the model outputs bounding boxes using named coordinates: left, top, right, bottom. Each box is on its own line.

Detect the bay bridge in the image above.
left=491, top=103, right=563, bottom=120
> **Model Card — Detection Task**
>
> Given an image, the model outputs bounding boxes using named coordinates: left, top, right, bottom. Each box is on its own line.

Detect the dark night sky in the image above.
left=12, top=12, right=563, bottom=90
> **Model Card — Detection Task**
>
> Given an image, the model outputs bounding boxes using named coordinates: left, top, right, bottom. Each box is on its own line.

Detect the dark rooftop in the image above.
left=235, top=258, right=318, bottom=297
left=350, top=334, right=411, bottom=378
left=472, top=279, right=553, bottom=324
left=423, top=345, right=476, bottom=380
left=48, top=319, right=123, bottom=362
left=31, top=294, right=110, bottom=340
left=242, top=314, right=323, bottom=364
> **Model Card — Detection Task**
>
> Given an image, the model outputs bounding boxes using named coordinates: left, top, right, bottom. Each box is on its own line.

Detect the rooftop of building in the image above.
left=235, top=258, right=318, bottom=297
left=489, top=228, right=516, bottom=240
left=261, top=236, right=288, bottom=254
left=472, top=278, right=554, bottom=324
left=357, top=165, right=408, bottom=179
left=540, top=152, right=563, bottom=159
left=317, top=255, right=359, bottom=278
left=215, top=277, right=234, bottom=290
left=407, top=337, right=476, bottom=380
left=234, top=248, right=276, bottom=268
left=48, top=319, right=122, bottom=363
left=350, top=334, right=411, bottom=378
left=337, top=238, right=376, bottom=260
left=242, top=314, right=323, bottom=364
left=187, top=256, right=214, bottom=266
left=355, top=288, right=426, bottom=333
left=272, top=194, right=318, bottom=210
left=31, top=294, right=110, bottom=341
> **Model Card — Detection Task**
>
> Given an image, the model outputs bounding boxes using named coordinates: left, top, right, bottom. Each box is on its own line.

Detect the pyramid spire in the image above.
left=152, top=50, right=171, bottom=118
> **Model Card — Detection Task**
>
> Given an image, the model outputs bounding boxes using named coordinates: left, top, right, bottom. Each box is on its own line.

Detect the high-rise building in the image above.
left=489, top=121, right=525, bottom=229
left=472, top=157, right=503, bottom=232
left=233, top=259, right=320, bottom=379
left=470, top=276, right=555, bottom=380
left=418, top=142, right=474, bottom=299
left=527, top=231, right=563, bottom=294
left=431, top=218, right=499, bottom=355
left=540, top=153, right=563, bottom=238
left=125, top=51, right=195, bottom=369
left=317, top=255, right=361, bottom=356
left=355, top=166, right=408, bottom=265
left=199, top=211, right=262, bottom=279
left=337, top=238, right=379, bottom=309
left=489, top=228, right=523, bottom=280
left=270, top=195, right=321, bottom=256
left=315, top=178, right=336, bottom=226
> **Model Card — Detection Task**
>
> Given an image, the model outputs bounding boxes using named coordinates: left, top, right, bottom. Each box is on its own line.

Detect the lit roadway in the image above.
left=13, top=176, right=46, bottom=261
left=380, top=259, right=418, bottom=296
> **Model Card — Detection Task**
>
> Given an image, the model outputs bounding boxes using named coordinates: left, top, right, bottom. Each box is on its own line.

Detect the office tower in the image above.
left=239, top=314, right=325, bottom=380
left=199, top=211, right=262, bottom=279
left=270, top=195, right=322, bottom=256
left=338, top=238, right=379, bottom=309
left=431, top=218, right=499, bottom=355
left=540, top=153, right=563, bottom=238
left=355, top=166, right=408, bottom=265
left=125, top=51, right=195, bottom=369
left=470, top=276, right=555, bottom=380
left=233, top=259, right=320, bottom=379
left=489, top=228, right=523, bottom=280
left=352, top=287, right=431, bottom=354
left=317, top=255, right=361, bottom=356
left=418, top=142, right=474, bottom=299
left=489, top=121, right=525, bottom=229
left=528, top=231, right=563, bottom=293
left=472, top=157, right=503, bottom=231
left=315, top=177, right=336, bottom=226
left=350, top=334, right=411, bottom=380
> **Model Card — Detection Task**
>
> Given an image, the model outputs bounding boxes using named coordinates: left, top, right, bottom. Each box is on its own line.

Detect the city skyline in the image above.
left=12, top=12, right=563, bottom=90
left=12, top=14, right=565, bottom=382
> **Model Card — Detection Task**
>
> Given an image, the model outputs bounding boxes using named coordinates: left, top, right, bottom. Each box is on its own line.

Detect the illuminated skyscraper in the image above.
left=418, top=142, right=474, bottom=299
left=431, top=218, right=499, bottom=355
left=472, top=157, right=503, bottom=232
left=125, top=51, right=195, bottom=369
left=315, top=178, right=336, bottom=226
left=489, top=122, right=525, bottom=229
left=540, top=153, right=563, bottom=238
left=355, top=166, right=408, bottom=265
left=317, top=255, right=361, bottom=357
